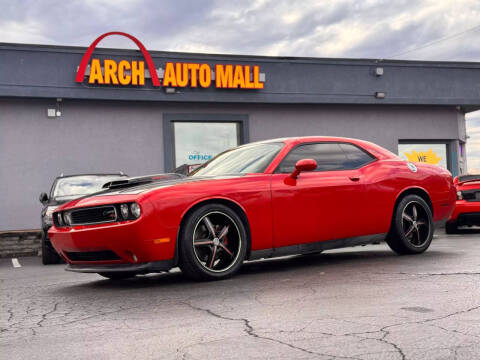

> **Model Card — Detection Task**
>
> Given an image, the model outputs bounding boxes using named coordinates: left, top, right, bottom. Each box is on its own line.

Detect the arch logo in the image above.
left=75, top=32, right=265, bottom=89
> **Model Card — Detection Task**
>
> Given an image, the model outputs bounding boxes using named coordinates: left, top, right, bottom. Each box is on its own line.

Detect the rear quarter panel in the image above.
left=360, top=160, right=455, bottom=234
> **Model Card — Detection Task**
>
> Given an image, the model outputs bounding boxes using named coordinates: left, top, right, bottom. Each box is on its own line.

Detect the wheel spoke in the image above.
left=412, top=205, right=418, bottom=221
left=209, top=245, right=218, bottom=268
left=203, top=216, right=216, bottom=236
left=405, top=225, right=415, bottom=237
left=194, top=239, right=214, bottom=246
left=414, top=227, right=421, bottom=245
left=416, top=220, right=426, bottom=226
left=219, top=243, right=233, bottom=257
left=403, top=213, right=414, bottom=223
left=218, top=225, right=229, bottom=240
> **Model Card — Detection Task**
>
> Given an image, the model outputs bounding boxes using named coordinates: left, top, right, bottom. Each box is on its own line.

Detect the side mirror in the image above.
left=453, top=176, right=459, bottom=185
left=290, top=159, right=317, bottom=179
left=39, top=192, right=49, bottom=204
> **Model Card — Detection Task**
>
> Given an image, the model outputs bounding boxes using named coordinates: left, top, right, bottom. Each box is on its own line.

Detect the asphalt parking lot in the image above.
left=1, top=230, right=480, bottom=360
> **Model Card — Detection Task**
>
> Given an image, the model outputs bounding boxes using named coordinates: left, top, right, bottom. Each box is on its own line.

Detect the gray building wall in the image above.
left=0, top=98, right=464, bottom=230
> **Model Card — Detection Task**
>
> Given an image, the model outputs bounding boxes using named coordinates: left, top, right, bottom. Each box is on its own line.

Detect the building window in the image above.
left=163, top=114, right=249, bottom=172
left=173, top=122, right=240, bottom=169
left=398, top=142, right=449, bottom=170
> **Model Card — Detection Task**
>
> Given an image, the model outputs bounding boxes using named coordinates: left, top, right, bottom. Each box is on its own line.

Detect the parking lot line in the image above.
left=11, top=258, right=21, bottom=268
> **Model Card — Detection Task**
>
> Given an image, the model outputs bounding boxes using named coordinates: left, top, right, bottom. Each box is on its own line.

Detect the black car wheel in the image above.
left=179, top=203, right=247, bottom=281
left=41, top=232, right=61, bottom=265
left=445, top=221, right=458, bottom=234
left=386, top=194, right=433, bottom=255
left=98, top=272, right=137, bottom=280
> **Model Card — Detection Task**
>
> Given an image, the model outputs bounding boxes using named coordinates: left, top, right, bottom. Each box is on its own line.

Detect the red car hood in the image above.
left=56, top=174, right=243, bottom=210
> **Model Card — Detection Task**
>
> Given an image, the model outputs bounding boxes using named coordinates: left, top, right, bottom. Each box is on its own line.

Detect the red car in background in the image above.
left=446, top=175, right=480, bottom=233
left=49, top=137, right=456, bottom=281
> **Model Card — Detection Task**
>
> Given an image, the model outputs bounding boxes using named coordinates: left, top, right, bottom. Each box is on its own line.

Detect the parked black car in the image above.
left=39, top=173, right=128, bottom=264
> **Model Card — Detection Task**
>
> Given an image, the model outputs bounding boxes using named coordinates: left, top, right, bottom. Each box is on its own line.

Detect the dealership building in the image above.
left=1, top=32, right=480, bottom=231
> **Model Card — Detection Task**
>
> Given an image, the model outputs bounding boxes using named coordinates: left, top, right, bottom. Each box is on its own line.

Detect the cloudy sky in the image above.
left=2, top=0, right=479, bottom=172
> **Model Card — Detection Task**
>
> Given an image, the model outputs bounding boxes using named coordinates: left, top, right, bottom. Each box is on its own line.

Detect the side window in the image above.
left=277, top=142, right=375, bottom=173
left=338, top=143, right=376, bottom=168
left=277, top=143, right=347, bottom=173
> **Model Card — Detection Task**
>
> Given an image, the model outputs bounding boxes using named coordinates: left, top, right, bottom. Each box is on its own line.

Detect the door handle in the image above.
left=349, top=176, right=361, bottom=182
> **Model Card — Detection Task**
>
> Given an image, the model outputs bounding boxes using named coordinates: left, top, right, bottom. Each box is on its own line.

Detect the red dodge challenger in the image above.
left=49, top=137, right=456, bottom=281
left=446, top=174, right=480, bottom=233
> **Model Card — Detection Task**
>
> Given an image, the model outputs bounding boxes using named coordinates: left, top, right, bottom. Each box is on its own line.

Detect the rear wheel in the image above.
left=98, top=272, right=137, bottom=280
left=179, top=204, right=247, bottom=281
left=386, top=195, right=433, bottom=255
left=445, top=221, right=458, bottom=234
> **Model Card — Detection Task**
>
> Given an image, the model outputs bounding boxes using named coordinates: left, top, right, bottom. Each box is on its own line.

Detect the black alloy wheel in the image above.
left=386, top=194, right=433, bottom=254
left=179, top=204, right=247, bottom=281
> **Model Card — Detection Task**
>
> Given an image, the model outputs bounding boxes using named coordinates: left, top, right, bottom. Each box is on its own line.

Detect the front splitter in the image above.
left=66, top=259, right=174, bottom=274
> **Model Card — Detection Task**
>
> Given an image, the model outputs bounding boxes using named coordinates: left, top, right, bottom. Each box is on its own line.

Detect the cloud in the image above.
left=2, top=0, right=480, bottom=60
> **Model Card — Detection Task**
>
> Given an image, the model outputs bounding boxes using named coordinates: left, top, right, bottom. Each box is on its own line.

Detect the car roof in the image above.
left=251, top=136, right=398, bottom=160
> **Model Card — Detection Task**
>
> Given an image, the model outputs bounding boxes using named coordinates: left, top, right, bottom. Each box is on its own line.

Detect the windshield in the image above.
left=52, top=175, right=126, bottom=199
left=190, top=142, right=284, bottom=177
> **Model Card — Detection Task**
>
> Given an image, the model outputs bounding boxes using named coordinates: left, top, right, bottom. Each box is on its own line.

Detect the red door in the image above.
left=271, top=170, right=366, bottom=247
left=269, top=141, right=377, bottom=248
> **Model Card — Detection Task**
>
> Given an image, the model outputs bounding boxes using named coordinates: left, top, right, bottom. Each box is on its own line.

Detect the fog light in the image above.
left=120, top=204, right=129, bottom=219
left=457, top=191, right=463, bottom=200
left=130, top=203, right=141, bottom=218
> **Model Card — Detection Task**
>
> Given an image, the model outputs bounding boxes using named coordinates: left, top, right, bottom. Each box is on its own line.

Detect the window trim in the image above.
left=273, top=141, right=378, bottom=174
left=162, top=113, right=249, bottom=172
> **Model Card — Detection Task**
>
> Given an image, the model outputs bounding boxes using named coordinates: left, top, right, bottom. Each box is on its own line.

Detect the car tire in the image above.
left=41, top=236, right=61, bottom=265
left=98, top=272, right=137, bottom=280
left=386, top=194, right=434, bottom=255
left=179, top=203, right=248, bottom=281
left=445, top=221, right=458, bottom=234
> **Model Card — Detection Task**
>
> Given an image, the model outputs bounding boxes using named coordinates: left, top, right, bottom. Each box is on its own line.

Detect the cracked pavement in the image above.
left=1, top=231, right=480, bottom=359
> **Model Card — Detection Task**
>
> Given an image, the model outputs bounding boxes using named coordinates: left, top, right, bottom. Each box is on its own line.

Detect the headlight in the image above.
left=63, top=212, right=72, bottom=226
left=130, top=203, right=141, bottom=218
left=43, top=206, right=58, bottom=225
left=120, top=204, right=129, bottom=219
left=457, top=191, right=463, bottom=200
left=57, top=213, right=64, bottom=226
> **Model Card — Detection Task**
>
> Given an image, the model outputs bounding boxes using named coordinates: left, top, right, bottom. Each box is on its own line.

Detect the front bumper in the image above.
left=48, top=215, right=177, bottom=267
left=448, top=200, right=480, bottom=225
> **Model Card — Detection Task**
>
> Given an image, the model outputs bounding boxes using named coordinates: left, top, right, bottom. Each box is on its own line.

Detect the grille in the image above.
left=70, top=206, right=117, bottom=225
left=65, top=250, right=121, bottom=262
left=457, top=212, right=480, bottom=226
left=463, top=190, right=480, bottom=202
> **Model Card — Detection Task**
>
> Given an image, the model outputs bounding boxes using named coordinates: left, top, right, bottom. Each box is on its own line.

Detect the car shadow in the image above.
left=53, top=247, right=459, bottom=296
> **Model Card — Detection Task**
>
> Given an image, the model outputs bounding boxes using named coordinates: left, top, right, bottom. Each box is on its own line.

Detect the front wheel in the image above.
left=179, top=204, right=248, bottom=281
left=386, top=195, right=433, bottom=255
